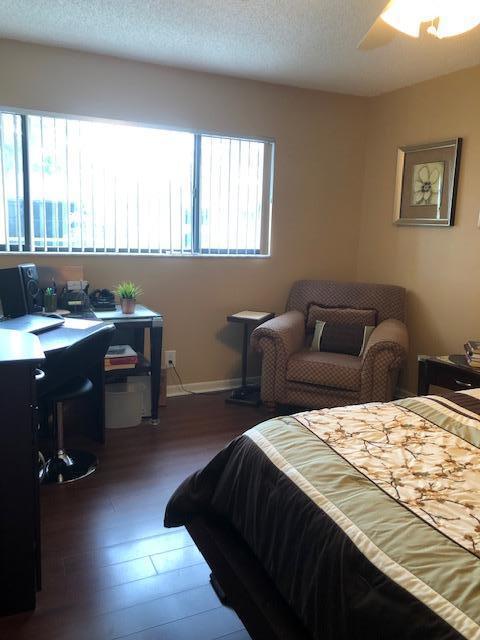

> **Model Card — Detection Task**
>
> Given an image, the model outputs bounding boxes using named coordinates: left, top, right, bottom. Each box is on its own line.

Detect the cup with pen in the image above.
left=43, top=286, right=57, bottom=313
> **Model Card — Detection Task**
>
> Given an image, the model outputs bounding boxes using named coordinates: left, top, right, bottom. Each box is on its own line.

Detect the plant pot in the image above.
left=120, top=298, right=136, bottom=314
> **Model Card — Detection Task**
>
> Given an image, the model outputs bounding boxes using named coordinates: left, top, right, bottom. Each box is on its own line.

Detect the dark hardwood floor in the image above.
left=0, top=392, right=272, bottom=640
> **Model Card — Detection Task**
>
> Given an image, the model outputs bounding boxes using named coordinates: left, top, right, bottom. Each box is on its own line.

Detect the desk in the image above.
left=92, top=305, right=163, bottom=424
left=0, top=330, right=44, bottom=614
left=0, top=307, right=163, bottom=614
left=0, top=321, right=112, bottom=614
left=37, top=317, right=105, bottom=353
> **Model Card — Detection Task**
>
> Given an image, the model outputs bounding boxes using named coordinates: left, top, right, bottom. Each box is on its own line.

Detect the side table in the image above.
left=85, top=305, right=163, bottom=425
left=226, top=310, right=274, bottom=406
left=417, top=354, right=480, bottom=395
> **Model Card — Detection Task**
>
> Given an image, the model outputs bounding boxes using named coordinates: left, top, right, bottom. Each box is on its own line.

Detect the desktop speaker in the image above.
left=0, top=263, right=41, bottom=318
left=18, top=263, right=41, bottom=313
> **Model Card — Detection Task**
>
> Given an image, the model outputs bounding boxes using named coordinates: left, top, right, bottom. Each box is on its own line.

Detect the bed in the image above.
left=165, top=391, right=480, bottom=640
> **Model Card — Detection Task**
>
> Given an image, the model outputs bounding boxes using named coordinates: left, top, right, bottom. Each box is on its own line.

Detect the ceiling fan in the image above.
left=359, top=0, right=480, bottom=50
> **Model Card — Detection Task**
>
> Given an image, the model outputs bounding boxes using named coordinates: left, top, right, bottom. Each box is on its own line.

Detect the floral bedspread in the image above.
left=295, top=394, right=480, bottom=557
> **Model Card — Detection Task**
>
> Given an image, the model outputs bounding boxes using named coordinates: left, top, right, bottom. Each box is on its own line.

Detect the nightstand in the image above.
left=417, top=354, right=480, bottom=395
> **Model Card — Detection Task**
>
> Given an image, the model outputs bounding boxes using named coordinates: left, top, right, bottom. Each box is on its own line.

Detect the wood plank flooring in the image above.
left=0, top=392, right=272, bottom=640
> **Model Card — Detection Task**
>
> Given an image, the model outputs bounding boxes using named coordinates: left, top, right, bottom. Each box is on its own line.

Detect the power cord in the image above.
left=170, top=362, right=198, bottom=395
left=169, top=361, right=231, bottom=397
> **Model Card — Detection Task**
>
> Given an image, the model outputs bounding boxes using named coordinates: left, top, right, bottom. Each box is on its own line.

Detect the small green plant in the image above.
left=115, top=281, right=142, bottom=299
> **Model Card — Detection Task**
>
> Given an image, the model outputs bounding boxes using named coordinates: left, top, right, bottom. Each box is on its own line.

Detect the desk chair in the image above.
left=38, top=324, right=115, bottom=484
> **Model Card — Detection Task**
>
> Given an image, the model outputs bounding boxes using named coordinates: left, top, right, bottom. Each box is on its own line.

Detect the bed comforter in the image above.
left=165, top=391, right=480, bottom=640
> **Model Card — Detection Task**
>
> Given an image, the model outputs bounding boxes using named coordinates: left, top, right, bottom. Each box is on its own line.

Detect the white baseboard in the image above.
left=167, top=375, right=260, bottom=398
left=168, top=381, right=414, bottom=400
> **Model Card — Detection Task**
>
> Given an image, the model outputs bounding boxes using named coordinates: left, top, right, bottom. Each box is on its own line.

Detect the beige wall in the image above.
left=0, top=40, right=367, bottom=384
left=357, top=65, right=480, bottom=393
left=5, top=40, right=476, bottom=393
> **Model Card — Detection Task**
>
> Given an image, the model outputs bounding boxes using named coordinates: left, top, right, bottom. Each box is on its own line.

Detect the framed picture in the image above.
left=393, top=138, right=462, bottom=227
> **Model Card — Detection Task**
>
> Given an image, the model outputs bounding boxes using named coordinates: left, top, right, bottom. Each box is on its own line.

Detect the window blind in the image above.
left=27, top=115, right=194, bottom=253
left=0, top=110, right=274, bottom=256
left=199, top=135, right=271, bottom=254
left=0, top=113, right=24, bottom=251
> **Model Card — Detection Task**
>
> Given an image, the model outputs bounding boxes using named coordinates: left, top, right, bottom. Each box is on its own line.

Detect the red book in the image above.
left=104, top=355, right=138, bottom=366
left=105, top=362, right=137, bottom=371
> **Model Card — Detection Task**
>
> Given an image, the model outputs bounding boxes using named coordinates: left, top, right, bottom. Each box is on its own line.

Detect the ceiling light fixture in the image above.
left=380, top=0, right=480, bottom=39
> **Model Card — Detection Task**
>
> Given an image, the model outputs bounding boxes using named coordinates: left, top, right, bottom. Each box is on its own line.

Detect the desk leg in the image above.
left=90, top=361, right=106, bottom=443
left=150, top=324, right=163, bottom=425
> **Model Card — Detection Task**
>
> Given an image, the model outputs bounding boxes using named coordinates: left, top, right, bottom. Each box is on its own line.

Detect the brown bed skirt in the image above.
left=186, top=515, right=311, bottom=640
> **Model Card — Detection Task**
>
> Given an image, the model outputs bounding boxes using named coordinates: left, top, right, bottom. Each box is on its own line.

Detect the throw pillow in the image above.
left=306, top=304, right=377, bottom=333
left=311, top=320, right=375, bottom=357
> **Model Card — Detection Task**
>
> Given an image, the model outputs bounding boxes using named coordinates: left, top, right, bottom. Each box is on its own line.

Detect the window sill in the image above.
left=0, top=250, right=271, bottom=259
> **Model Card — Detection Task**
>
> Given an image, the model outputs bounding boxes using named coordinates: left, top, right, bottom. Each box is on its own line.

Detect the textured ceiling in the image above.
left=1, top=0, right=480, bottom=96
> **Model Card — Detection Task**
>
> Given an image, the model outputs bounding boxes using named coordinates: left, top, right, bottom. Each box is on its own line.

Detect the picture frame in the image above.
left=393, top=138, right=462, bottom=227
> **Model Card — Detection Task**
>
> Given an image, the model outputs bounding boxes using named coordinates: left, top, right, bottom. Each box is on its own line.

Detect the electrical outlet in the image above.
left=165, top=350, right=176, bottom=369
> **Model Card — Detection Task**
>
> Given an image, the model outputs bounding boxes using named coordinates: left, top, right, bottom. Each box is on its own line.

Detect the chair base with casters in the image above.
left=44, top=377, right=97, bottom=484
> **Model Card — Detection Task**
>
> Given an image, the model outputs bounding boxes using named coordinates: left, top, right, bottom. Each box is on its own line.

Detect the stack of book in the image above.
left=104, top=345, right=138, bottom=371
left=465, top=340, right=480, bottom=369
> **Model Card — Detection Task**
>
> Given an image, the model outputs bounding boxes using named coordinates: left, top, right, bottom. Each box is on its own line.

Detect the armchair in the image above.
left=251, top=280, right=408, bottom=409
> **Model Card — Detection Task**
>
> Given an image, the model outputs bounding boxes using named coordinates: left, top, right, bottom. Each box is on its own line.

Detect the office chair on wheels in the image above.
left=37, top=323, right=115, bottom=484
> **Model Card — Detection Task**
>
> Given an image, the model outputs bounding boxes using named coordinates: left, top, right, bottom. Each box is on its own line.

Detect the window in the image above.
left=199, top=136, right=270, bottom=254
left=0, top=111, right=274, bottom=256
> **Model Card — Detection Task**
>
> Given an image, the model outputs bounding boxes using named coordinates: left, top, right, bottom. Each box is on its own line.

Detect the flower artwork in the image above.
left=411, top=162, right=444, bottom=207
left=394, top=138, right=461, bottom=226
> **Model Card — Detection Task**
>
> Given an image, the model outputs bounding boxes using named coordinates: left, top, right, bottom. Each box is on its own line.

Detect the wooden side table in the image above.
left=417, top=354, right=480, bottom=395
left=226, top=310, right=274, bottom=406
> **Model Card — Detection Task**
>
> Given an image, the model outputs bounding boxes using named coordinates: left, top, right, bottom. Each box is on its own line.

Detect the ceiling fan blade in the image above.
left=358, top=2, right=397, bottom=50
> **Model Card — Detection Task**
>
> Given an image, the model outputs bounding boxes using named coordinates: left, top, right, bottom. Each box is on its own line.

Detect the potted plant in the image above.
left=115, top=281, right=142, bottom=314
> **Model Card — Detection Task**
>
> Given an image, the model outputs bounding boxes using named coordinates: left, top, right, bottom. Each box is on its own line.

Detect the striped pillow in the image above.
left=311, top=320, right=375, bottom=357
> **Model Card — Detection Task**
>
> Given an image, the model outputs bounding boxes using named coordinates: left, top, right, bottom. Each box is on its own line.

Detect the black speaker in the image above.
left=0, top=263, right=41, bottom=318
left=19, top=263, right=41, bottom=313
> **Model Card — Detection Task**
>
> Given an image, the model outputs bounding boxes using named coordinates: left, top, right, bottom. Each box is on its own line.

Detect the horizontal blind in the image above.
left=0, top=113, right=24, bottom=251
left=27, top=115, right=194, bottom=253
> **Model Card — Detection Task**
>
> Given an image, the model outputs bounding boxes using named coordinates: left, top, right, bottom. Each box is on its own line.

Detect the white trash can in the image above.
left=126, top=375, right=151, bottom=417
left=105, top=382, right=144, bottom=429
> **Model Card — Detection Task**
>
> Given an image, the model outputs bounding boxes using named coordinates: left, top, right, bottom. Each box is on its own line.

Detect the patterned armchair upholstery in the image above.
left=251, top=280, right=408, bottom=409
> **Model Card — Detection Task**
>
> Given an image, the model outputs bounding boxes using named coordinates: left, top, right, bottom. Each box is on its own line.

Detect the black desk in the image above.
left=0, top=308, right=163, bottom=614
left=0, top=330, right=44, bottom=615
left=92, top=305, right=163, bottom=424
left=37, top=320, right=106, bottom=353
left=0, top=320, right=112, bottom=614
